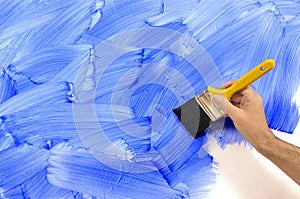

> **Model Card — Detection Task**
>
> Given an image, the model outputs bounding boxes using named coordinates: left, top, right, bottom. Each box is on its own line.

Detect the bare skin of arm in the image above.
left=212, top=81, right=300, bottom=185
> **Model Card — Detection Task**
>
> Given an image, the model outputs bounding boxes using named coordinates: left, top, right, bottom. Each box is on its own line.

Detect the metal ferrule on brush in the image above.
left=194, top=90, right=225, bottom=122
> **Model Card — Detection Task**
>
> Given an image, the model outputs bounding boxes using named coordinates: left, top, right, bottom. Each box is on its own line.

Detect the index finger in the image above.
left=219, top=80, right=236, bottom=89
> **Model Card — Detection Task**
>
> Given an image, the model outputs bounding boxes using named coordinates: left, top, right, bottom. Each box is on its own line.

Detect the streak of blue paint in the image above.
left=0, top=68, right=16, bottom=103
left=0, top=0, right=300, bottom=198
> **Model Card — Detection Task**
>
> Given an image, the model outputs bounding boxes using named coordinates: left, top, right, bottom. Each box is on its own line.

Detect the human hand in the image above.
left=212, top=81, right=276, bottom=151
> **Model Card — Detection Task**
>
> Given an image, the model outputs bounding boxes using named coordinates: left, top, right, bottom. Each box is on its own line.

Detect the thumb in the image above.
left=212, top=95, right=240, bottom=118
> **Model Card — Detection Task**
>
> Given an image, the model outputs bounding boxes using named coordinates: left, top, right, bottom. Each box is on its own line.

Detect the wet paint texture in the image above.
left=0, top=0, right=300, bottom=198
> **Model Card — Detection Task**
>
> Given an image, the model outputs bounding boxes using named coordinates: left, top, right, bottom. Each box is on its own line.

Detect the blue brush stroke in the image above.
left=0, top=0, right=300, bottom=198
left=0, top=145, right=49, bottom=192
left=0, top=68, right=16, bottom=103
left=7, top=46, right=89, bottom=92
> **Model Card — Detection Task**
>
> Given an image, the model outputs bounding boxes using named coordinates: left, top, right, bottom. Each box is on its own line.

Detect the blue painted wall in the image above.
left=0, top=0, right=299, bottom=198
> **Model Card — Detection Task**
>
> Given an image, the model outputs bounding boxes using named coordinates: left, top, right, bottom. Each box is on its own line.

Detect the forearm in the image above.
left=257, top=133, right=300, bottom=185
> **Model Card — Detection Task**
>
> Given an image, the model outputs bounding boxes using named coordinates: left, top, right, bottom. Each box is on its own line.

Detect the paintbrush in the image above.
left=173, top=59, right=275, bottom=138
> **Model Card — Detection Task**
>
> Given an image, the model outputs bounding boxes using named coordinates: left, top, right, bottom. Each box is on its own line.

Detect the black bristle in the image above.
left=173, top=98, right=211, bottom=138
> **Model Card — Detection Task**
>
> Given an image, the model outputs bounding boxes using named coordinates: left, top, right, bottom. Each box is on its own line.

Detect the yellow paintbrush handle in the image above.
left=208, top=59, right=275, bottom=99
